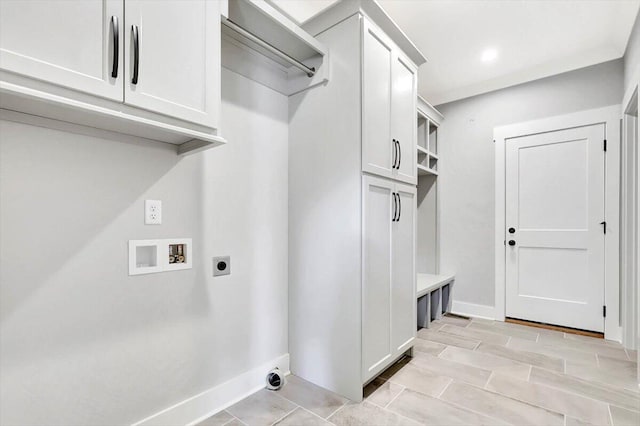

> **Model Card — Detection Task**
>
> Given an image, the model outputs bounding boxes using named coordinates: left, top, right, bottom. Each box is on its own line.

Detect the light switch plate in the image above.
left=145, top=200, right=162, bottom=225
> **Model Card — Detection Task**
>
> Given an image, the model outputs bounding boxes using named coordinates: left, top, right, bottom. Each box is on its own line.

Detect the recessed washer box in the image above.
left=129, top=238, right=193, bottom=275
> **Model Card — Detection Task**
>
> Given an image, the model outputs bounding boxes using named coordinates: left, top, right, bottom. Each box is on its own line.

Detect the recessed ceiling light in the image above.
left=481, top=48, right=498, bottom=63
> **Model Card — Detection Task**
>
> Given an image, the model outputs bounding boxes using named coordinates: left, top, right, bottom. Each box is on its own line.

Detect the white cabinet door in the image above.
left=362, top=21, right=394, bottom=180
left=391, top=54, right=417, bottom=185
left=0, top=0, right=123, bottom=101
left=124, top=0, right=220, bottom=128
left=362, top=175, right=393, bottom=382
left=391, top=182, right=416, bottom=355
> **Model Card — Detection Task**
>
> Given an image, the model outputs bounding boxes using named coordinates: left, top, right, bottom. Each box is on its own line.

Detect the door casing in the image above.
left=494, top=105, right=621, bottom=341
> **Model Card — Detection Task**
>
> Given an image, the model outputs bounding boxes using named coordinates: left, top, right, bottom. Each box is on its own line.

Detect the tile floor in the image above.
left=199, top=316, right=640, bottom=426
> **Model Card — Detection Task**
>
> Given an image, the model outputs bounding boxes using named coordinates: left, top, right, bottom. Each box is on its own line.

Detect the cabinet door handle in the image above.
left=397, top=140, right=401, bottom=169
left=391, top=192, right=397, bottom=222
left=392, top=139, right=398, bottom=169
left=110, top=16, right=119, bottom=78
left=132, top=25, right=140, bottom=84
left=397, top=193, right=401, bottom=221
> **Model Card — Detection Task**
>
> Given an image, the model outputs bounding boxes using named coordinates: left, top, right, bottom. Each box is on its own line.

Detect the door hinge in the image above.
left=600, top=221, right=606, bottom=234
left=603, top=305, right=607, bottom=318
left=603, top=139, right=607, bottom=152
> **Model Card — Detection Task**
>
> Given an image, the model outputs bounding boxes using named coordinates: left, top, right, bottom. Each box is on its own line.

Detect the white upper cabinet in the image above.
left=362, top=21, right=393, bottom=180
left=391, top=55, right=417, bottom=184
left=0, top=0, right=124, bottom=101
left=362, top=21, right=418, bottom=185
left=124, top=0, right=220, bottom=128
left=0, top=0, right=225, bottom=153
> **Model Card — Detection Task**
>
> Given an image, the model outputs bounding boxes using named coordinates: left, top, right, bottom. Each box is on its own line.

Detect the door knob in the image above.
left=508, top=240, right=516, bottom=246
left=508, top=227, right=515, bottom=234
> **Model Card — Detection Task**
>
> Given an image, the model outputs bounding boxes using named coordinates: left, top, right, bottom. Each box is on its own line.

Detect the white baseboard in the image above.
left=132, top=353, right=290, bottom=426
left=451, top=300, right=496, bottom=320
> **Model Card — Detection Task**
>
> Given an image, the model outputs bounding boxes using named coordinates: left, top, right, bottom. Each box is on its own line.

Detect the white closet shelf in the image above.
left=417, top=273, right=455, bottom=298
left=223, top=0, right=327, bottom=71
left=417, top=145, right=429, bottom=155
left=417, top=164, right=438, bottom=176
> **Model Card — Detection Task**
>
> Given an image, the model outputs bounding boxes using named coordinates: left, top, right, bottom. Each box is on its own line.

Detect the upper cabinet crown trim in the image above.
left=418, top=95, right=444, bottom=126
left=302, top=0, right=427, bottom=67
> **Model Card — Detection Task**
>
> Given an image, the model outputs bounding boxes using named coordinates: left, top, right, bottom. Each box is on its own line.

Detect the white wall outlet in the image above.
left=145, top=200, right=162, bottom=225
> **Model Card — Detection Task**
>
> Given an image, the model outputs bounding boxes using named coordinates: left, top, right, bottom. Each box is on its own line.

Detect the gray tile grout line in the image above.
left=435, top=378, right=453, bottom=399
left=221, top=412, right=248, bottom=426
left=324, top=400, right=348, bottom=424
left=271, top=404, right=300, bottom=425
left=383, top=385, right=406, bottom=409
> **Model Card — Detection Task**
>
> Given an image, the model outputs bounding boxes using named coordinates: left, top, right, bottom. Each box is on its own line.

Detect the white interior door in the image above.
left=362, top=175, right=393, bottom=382
left=391, top=183, right=416, bottom=355
left=0, top=0, right=123, bottom=101
left=124, top=0, right=220, bottom=128
left=505, top=124, right=605, bottom=332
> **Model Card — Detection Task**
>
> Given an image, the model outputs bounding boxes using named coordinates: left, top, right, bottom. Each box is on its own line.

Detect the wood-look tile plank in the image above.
left=440, top=381, right=564, bottom=426
left=327, top=401, right=420, bottom=426
left=486, top=373, right=611, bottom=425
left=438, top=346, right=531, bottom=380
left=529, top=367, right=640, bottom=411
left=610, top=405, right=640, bottom=426
left=476, top=342, right=564, bottom=372
left=381, top=363, right=452, bottom=397
left=410, top=352, right=492, bottom=387
left=387, top=388, right=508, bottom=426
left=467, top=320, right=539, bottom=341
left=439, top=324, right=510, bottom=346
left=417, top=328, right=480, bottom=349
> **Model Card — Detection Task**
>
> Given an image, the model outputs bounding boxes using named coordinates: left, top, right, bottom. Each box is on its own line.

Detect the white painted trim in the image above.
left=451, top=300, right=496, bottom=320
left=132, top=353, right=290, bottom=426
left=494, top=105, right=622, bottom=341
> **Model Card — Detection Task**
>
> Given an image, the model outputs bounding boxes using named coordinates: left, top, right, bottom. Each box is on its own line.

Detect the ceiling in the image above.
left=270, top=0, right=639, bottom=106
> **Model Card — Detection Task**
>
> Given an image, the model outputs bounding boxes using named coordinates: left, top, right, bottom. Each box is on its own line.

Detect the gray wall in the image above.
left=625, top=12, right=640, bottom=96
left=435, top=59, right=624, bottom=308
left=0, top=68, right=289, bottom=425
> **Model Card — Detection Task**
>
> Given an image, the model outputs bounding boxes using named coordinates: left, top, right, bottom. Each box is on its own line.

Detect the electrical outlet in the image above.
left=145, top=200, right=162, bottom=225
left=213, top=256, right=230, bottom=276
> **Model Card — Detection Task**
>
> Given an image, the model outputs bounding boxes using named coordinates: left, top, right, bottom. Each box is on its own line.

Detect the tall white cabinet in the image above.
left=289, top=0, right=426, bottom=401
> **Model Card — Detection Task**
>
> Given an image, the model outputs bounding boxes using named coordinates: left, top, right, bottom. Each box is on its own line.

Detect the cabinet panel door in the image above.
left=362, top=175, right=393, bottom=382
left=124, top=0, right=220, bottom=128
left=0, top=0, right=123, bottom=101
left=391, top=54, right=417, bottom=184
left=392, top=183, right=416, bottom=355
left=362, top=21, right=393, bottom=180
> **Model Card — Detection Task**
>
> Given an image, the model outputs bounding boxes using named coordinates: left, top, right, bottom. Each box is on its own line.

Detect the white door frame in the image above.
left=621, top=90, right=638, bottom=350
left=494, top=105, right=621, bottom=341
